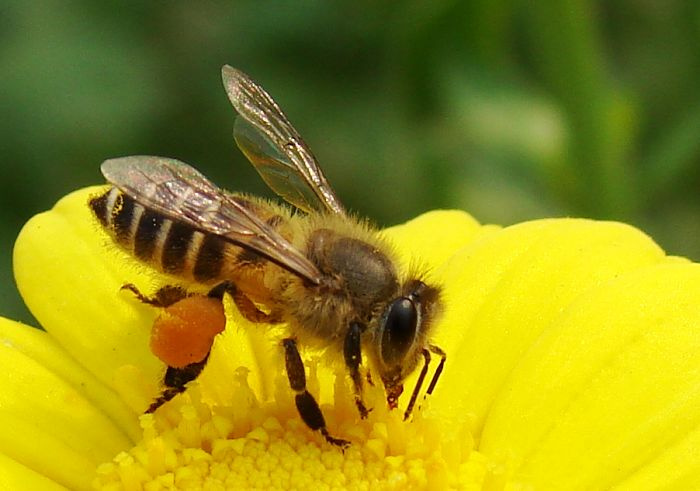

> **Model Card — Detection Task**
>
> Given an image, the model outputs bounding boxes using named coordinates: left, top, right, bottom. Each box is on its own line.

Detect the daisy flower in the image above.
left=4, top=186, right=700, bottom=490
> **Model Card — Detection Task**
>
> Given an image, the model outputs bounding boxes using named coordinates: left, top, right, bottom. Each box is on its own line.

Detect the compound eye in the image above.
left=380, top=297, right=418, bottom=366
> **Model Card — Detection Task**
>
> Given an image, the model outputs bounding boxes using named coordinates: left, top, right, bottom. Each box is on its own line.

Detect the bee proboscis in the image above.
left=89, top=65, right=446, bottom=447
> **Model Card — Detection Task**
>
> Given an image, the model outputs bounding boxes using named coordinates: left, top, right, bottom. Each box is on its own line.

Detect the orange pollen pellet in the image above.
left=150, top=295, right=226, bottom=368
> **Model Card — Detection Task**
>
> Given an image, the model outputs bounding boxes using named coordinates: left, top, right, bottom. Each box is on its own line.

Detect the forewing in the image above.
left=221, top=65, right=346, bottom=216
left=100, top=156, right=322, bottom=284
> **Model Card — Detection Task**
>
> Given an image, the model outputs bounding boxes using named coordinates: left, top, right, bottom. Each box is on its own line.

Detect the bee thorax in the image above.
left=283, top=229, right=399, bottom=345
left=307, top=229, right=399, bottom=308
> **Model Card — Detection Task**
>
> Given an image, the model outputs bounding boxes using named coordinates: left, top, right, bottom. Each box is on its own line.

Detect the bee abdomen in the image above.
left=134, top=207, right=165, bottom=260
left=89, top=187, right=135, bottom=247
left=89, top=187, right=226, bottom=282
left=193, top=234, right=226, bottom=282
left=161, top=220, right=194, bottom=274
left=89, top=188, right=112, bottom=228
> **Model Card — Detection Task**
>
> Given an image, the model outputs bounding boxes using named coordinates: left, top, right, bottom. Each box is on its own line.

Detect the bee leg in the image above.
left=402, top=344, right=447, bottom=420
left=343, top=322, right=371, bottom=419
left=282, top=338, right=350, bottom=449
left=147, top=355, right=209, bottom=413
left=207, top=281, right=282, bottom=323
left=122, top=283, right=189, bottom=308
left=205, top=280, right=235, bottom=300
left=403, top=349, right=431, bottom=420
left=425, top=344, right=447, bottom=396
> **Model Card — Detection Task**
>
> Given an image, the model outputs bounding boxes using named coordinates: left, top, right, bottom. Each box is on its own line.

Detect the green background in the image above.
left=3, top=1, right=700, bottom=325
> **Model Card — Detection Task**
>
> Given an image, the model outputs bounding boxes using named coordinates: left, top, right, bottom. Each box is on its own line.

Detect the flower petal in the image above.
left=426, top=219, right=667, bottom=431
left=0, top=317, right=135, bottom=489
left=0, top=453, right=69, bottom=491
left=382, top=209, right=495, bottom=272
left=482, top=263, right=700, bottom=488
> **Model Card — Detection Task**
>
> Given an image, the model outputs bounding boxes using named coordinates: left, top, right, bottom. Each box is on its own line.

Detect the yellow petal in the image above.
left=0, top=316, right=138, bottom=439
left=195, top=295, right=282, bottom=405
left=481, top=263, right=700, bottom=488
left=13, top=187, right=171, bottom=410
left=382, top=209, right=497, bottom=272
left=614, top=421, right=700, bottom=490
left=0, top=453, right=68, bottom=491
left=0, top=317, right=134, bottom=489
left=428, top=219, right=669, bottom=436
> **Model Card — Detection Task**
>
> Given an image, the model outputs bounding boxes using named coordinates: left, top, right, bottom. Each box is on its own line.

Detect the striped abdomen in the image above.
left=89, top=187, right=228, bottom=283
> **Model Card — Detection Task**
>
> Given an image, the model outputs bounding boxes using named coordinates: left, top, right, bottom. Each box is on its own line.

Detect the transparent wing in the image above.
left=221, top=65, right=346, bottom=216
left=100, top=156, right=323, bottom=284
left=233, top=117, right=324, bottom=213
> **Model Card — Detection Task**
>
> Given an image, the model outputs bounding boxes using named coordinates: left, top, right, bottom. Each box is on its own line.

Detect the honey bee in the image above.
left=89, top=66, right=446, bottom=447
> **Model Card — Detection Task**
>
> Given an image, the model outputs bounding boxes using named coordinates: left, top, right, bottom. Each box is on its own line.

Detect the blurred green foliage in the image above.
left=2, top=1, right=700, bottom=325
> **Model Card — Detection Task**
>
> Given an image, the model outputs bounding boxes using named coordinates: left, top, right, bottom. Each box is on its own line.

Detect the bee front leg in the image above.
left=402, top=344, right=447, bottom=421
left=344, top=322, right=370, bottom=418
left=403, top=349, right=430, bottom=421
left=425, top=344, right=447, bottom=396
left=282, top=338, right=350, bottom=448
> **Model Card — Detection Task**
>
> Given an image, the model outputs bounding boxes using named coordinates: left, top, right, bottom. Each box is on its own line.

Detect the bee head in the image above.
left=375, top=279, right=441, bottom=403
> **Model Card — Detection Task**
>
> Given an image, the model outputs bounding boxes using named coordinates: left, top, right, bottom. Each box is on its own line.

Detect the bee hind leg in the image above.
left=126, top=283, right=221, bottom=413
left=344, top=322, right=371, bottom=419
left=282, top=338, right=350, bottom=449
left=147, top=356, right=209, bottom=413
left=122, top=283, right=189, bottom=307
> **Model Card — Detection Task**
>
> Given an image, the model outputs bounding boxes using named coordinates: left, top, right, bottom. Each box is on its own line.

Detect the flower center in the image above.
left=93, top=361, right=501, bottom=489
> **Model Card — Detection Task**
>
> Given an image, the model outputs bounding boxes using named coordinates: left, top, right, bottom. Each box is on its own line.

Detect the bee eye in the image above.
left=380, top=297, right=418, bottom=366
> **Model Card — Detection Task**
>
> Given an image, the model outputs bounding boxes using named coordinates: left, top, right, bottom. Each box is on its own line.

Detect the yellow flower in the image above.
left=5, top=186, right=700, bottom=490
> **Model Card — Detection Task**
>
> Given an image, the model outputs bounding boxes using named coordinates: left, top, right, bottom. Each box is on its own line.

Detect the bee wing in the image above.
left=221, top=65, right=346, bottom=216
left=100, top=156, right=323, bottom=285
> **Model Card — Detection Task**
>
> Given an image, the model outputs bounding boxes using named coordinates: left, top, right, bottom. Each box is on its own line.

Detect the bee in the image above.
left=89, top=66, right=446, bottom=447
